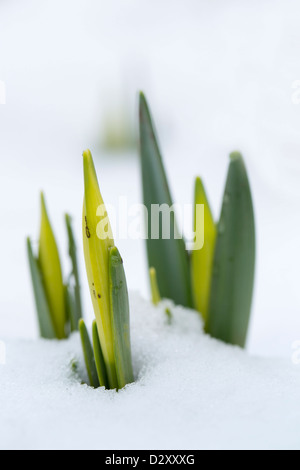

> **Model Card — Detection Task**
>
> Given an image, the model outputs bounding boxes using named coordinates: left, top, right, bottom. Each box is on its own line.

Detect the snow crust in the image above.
left=0, top=293, right=299, bottom=450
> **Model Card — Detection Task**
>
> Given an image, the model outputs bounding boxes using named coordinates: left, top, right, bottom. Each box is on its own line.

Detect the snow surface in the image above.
left=0, top=293, right=300, bottom=450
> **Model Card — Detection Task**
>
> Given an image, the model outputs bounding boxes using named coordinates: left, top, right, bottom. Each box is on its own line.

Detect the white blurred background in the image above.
left=0, top=0, right=300, bottom=357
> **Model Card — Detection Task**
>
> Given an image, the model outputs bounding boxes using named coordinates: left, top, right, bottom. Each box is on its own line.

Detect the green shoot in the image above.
left=206, top=153, right=255, bottom=347
left=139, top=93, right=193, bottom=309
left=139, top=93, right=256, bottom=347
left=149, top=267, right=161, bottom=306
left=82, top=149, right=134, bottom=389
left=79, top=319, right=100, bottom=388
left=27, top=195, right=83, bottom=340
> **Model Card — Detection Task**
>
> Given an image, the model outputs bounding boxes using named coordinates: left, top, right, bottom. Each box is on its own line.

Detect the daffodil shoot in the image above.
left=27, top=195, right=82, bottom=340
left=82, top=149, right=134, bottom=390
left=139, top=93, right=256, bottom=347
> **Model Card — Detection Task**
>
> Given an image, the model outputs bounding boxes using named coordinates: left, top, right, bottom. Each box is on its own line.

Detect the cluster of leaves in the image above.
left=27, top=195, right=82, bottom=340
left=81, top=150, right=134, bottom=390
left=27, top=92, right=256, bottom=396
left=27, top=153, right=134, bottom=391
left=139, top=93, right=255, bottom=348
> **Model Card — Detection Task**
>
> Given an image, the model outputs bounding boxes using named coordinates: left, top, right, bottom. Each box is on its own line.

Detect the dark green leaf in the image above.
left=206, top=153, right=256, bottom=347
left=65, top=214, right=82, bottom=330
left=109, top=247, right=134, bottom=389
left=79, top=319, right=100, bottom=388
left=27, top=237, right=56, bottom=339
left=92, top=321, right=109, bottom=389
left=65, top=284, right=77, bottom=334
left=139, top=93, right=193, bottom=308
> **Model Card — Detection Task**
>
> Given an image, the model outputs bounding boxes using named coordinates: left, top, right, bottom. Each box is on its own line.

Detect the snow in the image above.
left=0, top=293, right=299, bottom=450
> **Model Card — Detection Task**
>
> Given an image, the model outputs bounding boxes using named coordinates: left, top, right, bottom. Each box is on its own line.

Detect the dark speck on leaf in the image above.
left=85, top=217, right=91, bottom=238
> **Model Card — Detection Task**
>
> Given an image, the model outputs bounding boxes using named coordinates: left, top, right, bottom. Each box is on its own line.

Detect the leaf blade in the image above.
left=65, top=284, right=77, bottom=334
left=65, top=213, right=83, bottom=330
left=27, top=237, right=56, bottom=339
left=79, top=319, right=100, bottom=388
left=92, top=320, right=109, bottom=388
left=139, top=93, right=193, bottom=308
left=38, top=193, right=66, bottom=339
left=206, top=153, right=256, bottom=347
left=82, top=150, right=118, bottom=389
left=191, top=177, right=216, bottom=321
left=109, top=246, right=134, bottom=389
left=149, top=267, right=161, bottom=306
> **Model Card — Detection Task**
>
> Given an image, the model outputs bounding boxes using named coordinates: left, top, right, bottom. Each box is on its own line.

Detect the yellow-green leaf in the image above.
left=38, top=193, right=66, bottom=339
left=92, top=320, right=109, bottom=388
left=82, top=149, right=118, bottom=389
left=149, top=267, right=161, bottom=306
left=191, top=177, right=216, bottom=321
left=27, top=237, right=56, bottom=339
left=79, top=319, right=100, bottom=388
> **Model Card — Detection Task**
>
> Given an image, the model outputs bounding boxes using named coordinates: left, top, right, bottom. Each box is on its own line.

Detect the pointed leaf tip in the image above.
left=139, top=91, right=146, bottom=105
left=109, top=246, right=122, bottom=267
left=230, top=151, right=242, bottom=161
left=65, top=213, right=71, bottom=224
left=83, top=149, right=92, bottom=160
left=40, top=191, right=47, bottom=213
